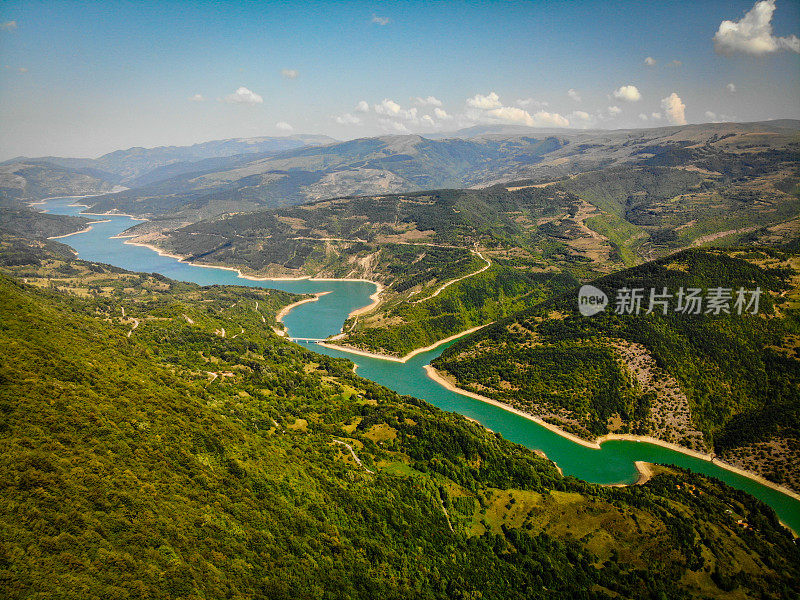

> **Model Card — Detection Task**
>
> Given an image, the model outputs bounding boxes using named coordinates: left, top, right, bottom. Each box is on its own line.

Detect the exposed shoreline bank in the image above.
left=47, top=219, right=111, bottom=240
left=117, top=239, right=385, bottom=291
left=423, top=364, right=800, bottom=502
left=318, top=324, right=489, bottom=364
left=276, top=292, right=331, bottom=326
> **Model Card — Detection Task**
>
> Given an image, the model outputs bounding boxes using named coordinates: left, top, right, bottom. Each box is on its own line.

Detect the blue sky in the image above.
left=0, top=0, right=798, bottom=158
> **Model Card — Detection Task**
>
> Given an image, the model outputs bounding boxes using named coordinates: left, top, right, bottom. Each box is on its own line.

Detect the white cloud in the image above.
left=714, top=0, right=799, bottom=55
left=608, top=105, right=622, bottom=116
left=421, top=115, right=436, bottom=127
left=371, top=15, right=390, bottom=26
left=651, top=112, right=662, bottom=120
left=516, top=98, right=548, bottom=109
left=726, top=83, right=736, bottom=93
left=1, top=20, right=17, bottom=31
left=334, top=113, right=361, bottom=125
left=572, top=111, right=591, bottom=121
left=612, top=85, right=641, bottom=102
left=704, top=110, right=736, bottom=123
left=644, top=56, right=656, bottom=66
left=222, top=86, right=263, bottom=105
left=355, top=100, right=370, bottom=112
left=487, top=106, right=569, bottom=128
left=466, top=91, right=502, bottom=109
left=567, top=88, right=581, bottom=102
left=413, top=95, right=442, bottom=106
left=661, top=92, right=687, bottom=125
left=374, top=98, right=402, bottom=115
left=638, top=113, right=649, bottom=121
left=189, top=94, right=205, bottom=102
left=280, top=69, right=298, bottom=79
left=378, top=118, right=409, bottom=132
left=275, top=121, right=293, bottom=132
left=434, top=107, right=452, bottom=120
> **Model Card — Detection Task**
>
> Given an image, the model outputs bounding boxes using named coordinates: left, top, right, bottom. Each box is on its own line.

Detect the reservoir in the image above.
left=39, top=197, right=800, bottom=533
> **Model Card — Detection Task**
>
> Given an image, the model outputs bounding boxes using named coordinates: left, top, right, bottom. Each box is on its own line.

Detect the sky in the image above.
left=0, top=0, right=798, bottom=159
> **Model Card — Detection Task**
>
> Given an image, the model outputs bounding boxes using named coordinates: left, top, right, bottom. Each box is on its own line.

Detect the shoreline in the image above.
left=276, top=292, right=331, bottom=325
left=118, top=239, right=384, bottom=289
left=47, top=219, right=111, bottom=240
left=423, top=364, right=600, bottom=449
left=423, top=364, right=800, bottom=502
left=318, top=324, right=489, bottom=364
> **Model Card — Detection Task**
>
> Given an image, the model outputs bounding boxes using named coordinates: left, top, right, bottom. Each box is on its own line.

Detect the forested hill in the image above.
left=1, top=234, right=798, bottom=598
left=433, top=247, right=800, bottom=491
left=138, top=127, right=800, bottom=356
left=83, top=120, right=800, bottom=222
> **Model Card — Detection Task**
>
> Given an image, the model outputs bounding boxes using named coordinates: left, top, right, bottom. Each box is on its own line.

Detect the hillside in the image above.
left=81, top=120, right=799, bottom=223
left=123, top=123, right=800, bottom=356
left=0, top=162, right=117, bottom=206
left=0, top=207, right=93, bottom=240
left=1, top=234, right=799, bottom=598
left=0, top=135, right=337, bottom=207
left=432, top=247, right=800, bottom=491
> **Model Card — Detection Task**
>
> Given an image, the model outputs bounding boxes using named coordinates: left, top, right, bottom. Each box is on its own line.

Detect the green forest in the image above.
left=434, top=247, right=800, bottom=488
left=1, top=235, right=799, bottom=598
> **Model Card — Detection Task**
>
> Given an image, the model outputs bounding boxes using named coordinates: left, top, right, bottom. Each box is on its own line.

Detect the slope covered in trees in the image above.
left=433, top=247, right=800, bottom=490
left=1, top=235, right=798, bottom=598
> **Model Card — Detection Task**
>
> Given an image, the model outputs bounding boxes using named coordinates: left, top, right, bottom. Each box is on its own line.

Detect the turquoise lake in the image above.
left=40, top=197, right=800, bottom=533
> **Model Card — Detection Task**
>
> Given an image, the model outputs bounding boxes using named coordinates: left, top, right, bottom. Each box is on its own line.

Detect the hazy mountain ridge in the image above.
left=84, top=120, right=800, bottom=222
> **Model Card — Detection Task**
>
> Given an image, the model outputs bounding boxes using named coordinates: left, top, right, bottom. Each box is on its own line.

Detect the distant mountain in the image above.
left=0, top=161, right=117, bottom=206
left=81, top=120, right=799, bottom=222
left=83, top=133, right=571, bottom=220
left=0, top=134, right=338, bottom=204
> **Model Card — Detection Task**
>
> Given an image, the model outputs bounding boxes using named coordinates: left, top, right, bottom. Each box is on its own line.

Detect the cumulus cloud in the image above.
left=651, top=112, right=662, bottom=120
left=355, top=100, right=370, bottom=112
left=280, top=69, right=298, bottom=79
left=371, top=15, right=390, bottom=26
left=570, top=111, right=593, bottom=127
left=434, top=107, right=452, bottom=120
left=466, top=91, right=502, bottom=109
left=1, top=20, right=17, bottom=31
left=567, top=88, right=581, bottom=102
left=714, top=0, right=799, bottom=55
left=374, top=98, right=402, bottom=115
left=334, top=113, right=361, bottom=125
left=421, top=115, right=436, bottom=127
left=275, top=121, right=293, bottom=132
left=638, top=113, right=649, bottom=121
left=608, top=105, right=622, bottom=116
left=661, top=93, right=687, bottom=125
left=189, top=93, right=205, bottom=102
left=516, top=98, right=548, bottom=108
left=644, top=56, right=656, bottom=66
left=378, top=118, right=409, bottom=133
left=612, top=85, right=641, bottom=102
left=487, top=106, right=569, bottom=128
left=413, top=95, right=442, bottom=106
left=222, top=86, right=263, bottom=105
left=726, top=83, right=737, bottom=93
left=704, top=111, right=736, bottom=123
